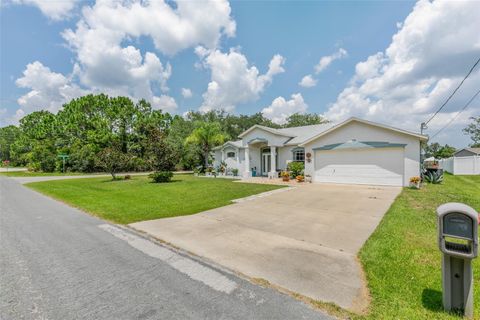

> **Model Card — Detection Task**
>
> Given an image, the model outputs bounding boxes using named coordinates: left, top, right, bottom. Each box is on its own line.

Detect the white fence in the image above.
left=439, top=156, right=480, bottom=175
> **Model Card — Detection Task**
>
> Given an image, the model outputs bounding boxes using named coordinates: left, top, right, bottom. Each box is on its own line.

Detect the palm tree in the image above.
left=185, top=122, right=227, bottom=168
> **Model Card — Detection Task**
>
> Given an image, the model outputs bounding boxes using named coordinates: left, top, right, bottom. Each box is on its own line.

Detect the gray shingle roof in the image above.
left=275, top=123, right=335, bottom=145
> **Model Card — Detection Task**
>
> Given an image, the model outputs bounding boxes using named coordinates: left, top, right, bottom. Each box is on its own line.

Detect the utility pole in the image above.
left=420, top=122, right=428, bottom=174
left=421, top=122, right=428, bottom=135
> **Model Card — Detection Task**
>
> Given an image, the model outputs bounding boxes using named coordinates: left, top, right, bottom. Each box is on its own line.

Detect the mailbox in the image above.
left=438, top=203, right=478, bottom=259
left=437, top=203, right=478, bottom=318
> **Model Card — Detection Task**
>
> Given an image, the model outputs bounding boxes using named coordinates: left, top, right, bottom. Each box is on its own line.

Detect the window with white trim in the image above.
left=226, top=151, right=236, bottom=158
left=293, top=148, right=305, bottom=162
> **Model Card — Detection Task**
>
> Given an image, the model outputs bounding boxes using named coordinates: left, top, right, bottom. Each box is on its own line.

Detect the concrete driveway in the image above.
left=131, top=183, right=401, bottom=312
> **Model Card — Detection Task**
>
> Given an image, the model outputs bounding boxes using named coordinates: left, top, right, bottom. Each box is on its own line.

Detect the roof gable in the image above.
left=299, top=117, right=428, bottom=146
left=455, top=148, right=480, bottom=156
left=238, top=125, right=293, bottom=138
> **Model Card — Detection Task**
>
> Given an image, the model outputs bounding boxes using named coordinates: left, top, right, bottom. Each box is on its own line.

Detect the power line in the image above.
left=429, top=88, right=480, bottom=140
left=424, top=56, right=480, bottom=126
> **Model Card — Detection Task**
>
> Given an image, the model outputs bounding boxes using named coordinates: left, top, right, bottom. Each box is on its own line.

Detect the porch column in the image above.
left=221, top=149, right=225, bottom=161
left=244, top=147, right=251, bottom=177
left=269, top=146, right=277, bottom=178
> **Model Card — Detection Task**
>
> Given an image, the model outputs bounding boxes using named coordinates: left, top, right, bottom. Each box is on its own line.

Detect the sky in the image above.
left=1, top=0, right=479, bottom=147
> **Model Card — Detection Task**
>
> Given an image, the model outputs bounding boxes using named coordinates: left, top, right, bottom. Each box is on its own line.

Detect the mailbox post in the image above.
left=437, top=203, right=478, bottom=318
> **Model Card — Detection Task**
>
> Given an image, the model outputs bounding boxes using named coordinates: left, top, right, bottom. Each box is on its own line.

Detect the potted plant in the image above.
left=296, top=175, right=304, bottom=182
left=205, top=166, right=213, bottom=176
left=288, top=161, right=304, bottom=179
left=409, top=176, right=421, bottom=189
left=281, top=171, right=290, bottom=182
left=232, top=168, right=239, bottom=176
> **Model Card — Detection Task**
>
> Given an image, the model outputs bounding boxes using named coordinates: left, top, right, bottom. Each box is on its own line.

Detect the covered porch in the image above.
left=243, top=138, right=279, bottom=178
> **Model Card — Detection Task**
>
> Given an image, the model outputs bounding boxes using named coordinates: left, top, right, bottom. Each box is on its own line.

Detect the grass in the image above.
left=26, top=174, right=283, bottom=224
left=358, top=174, right=480, bottom=320
left=0, top=171, right=89, bottom=177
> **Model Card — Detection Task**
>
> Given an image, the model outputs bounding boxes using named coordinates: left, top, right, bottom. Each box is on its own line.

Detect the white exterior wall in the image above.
left=213, top=150, right=222, bottom=168
left=277, top=146, right=297, bottom=171
left=248, top=147, right=261, bottom=175
left=303, top=121, right=421, bottom=186
left=440, top=156, right=480, bottom=175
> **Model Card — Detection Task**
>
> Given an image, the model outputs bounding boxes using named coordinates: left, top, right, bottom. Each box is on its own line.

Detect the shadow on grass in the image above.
left=422, top=288, right=464, bottom=318
left=422, top=288, right=443, bottom=312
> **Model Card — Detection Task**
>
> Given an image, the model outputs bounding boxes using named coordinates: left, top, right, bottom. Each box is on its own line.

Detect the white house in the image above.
left=213, top=117, right=428, bottom=186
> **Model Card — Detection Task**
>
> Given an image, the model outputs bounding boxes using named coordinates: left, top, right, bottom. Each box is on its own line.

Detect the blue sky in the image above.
left=1, top=0, right=479, bottom=147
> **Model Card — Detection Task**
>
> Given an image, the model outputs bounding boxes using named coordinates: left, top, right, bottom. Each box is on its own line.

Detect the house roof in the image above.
left=237, top=124, right=294, bottom=138
left=228, top=117, right=427, bottom=149
left=213, top=140, right=243, bottom=150
left=455, top=147, right=480, bottom=155
left=276, top=123, right=334, bottom=145
left=299, top=117, right=428, bottom=146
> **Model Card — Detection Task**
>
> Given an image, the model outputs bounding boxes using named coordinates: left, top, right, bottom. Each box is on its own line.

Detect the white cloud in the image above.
left=15, top=61, right=85, bottom=113
left=181, top=88, right=193, bottom=99
left=262, top=93, right=308, bottom=124
left=67, top=0, right=235, bottom=56
left=325, top=0, right=480, bottom=146
left=315, top=48, right=347, bottom=74
left=198, top=47, right=285, bottom=112
left=11, top=0, right=79, bottom=20
left=13, top=0, right=235, bottom=119
left=0, top=108, right=26, bottom=127
left=152, top=95, right=178, bottom=113
left=299, top=74, right=317, bottom=88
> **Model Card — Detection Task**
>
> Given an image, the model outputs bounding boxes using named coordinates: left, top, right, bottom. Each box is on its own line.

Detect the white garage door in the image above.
left=314, top=148, right=404, bottom=186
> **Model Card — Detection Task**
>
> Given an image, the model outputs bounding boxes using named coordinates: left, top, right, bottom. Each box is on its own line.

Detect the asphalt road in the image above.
left=0, top=177, right=332, bottom=320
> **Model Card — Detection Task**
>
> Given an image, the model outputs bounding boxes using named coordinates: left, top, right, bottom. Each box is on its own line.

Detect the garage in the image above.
left=314, top=145, right=405, bottom=186
left=301, top=118, right=428, bottom=187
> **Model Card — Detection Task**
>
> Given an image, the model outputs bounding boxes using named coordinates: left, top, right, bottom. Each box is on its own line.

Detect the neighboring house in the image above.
left=439, top=148, right=480, bottom=175
left=454, top=148, right=480, bottom=157
left=213, top=117, right=428, bottom=186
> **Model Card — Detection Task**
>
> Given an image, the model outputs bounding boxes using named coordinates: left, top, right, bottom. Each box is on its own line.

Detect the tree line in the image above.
left=0, top=94, right=327, bottom=173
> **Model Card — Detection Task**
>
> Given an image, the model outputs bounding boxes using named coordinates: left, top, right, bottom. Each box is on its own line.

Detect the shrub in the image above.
left=422, top=170, right=443, bottom=184
left=149, top=171, right=173, bottom=183
left=124, top=174, right=131, bottom=180
left=232, top=168, right=239, bottom=176
left=288, top=161, right=304, bottom=177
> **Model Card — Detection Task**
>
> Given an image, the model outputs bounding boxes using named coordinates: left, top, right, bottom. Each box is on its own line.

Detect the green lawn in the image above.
left=0, top=171, right=88, bottom=177
left=27, top=175, right=283, bottom=224
left=358, top=174, right=480, bottom=319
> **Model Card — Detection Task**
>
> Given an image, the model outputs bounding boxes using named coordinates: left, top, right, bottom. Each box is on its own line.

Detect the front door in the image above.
left=262, top=153, right=271, bottom=176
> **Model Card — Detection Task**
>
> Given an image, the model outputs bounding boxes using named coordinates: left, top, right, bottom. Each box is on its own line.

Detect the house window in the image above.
left=293, top=148, right=305, bottom=162
left=226, top=151, right=236, bottom=158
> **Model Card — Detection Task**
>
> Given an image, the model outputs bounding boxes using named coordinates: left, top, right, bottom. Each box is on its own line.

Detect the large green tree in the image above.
left=0, top=125, right=21, bottom=163
left=10, top=111, right=58, bottom=171
left=463, top=116, right=480, bottom=147
left=185, top=122, right=227, bottom=168
left=424, top=142, right=456, bottom=159
left=282, top=113, right=328, bottom=128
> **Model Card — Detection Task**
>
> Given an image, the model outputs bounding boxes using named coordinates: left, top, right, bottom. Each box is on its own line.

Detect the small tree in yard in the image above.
left=96, top=147, right=129, bottom=180
left=185, top=122, right=227, bottom=169
left=145, top=128, right=176, bottom=171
